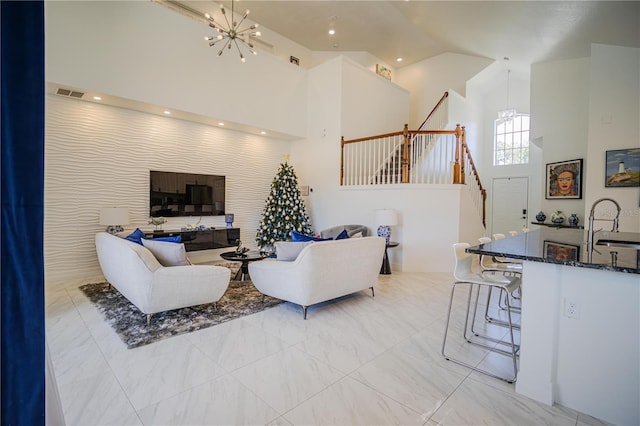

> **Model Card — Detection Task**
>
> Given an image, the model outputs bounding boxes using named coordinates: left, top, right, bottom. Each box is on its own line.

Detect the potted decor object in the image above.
left=568, top=213, right=580, bottom=226
left=551, top=211, right=566, bottom=224
left=148, top=216, right=167, bottom=231
left=535, top=211, right=547, bottom=222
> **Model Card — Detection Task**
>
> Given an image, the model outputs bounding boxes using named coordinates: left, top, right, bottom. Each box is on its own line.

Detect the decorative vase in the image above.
left=551, top=211, right=566, bottom=224
left=377, top=225, right=391, bottom=245
left=535, top=211, right=546, bottom=222
left=568, top=214, right=579, bottom=226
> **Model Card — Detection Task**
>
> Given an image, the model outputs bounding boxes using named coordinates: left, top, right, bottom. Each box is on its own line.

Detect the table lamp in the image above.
left=100, top=207, right=129, bottom=234
left=375, top=209, right=398, bottom=244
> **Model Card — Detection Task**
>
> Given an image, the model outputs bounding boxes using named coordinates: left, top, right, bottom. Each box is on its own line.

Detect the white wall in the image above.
left=395, top=53, right=494, bottom=128
left=585, top=44, right=640, bottom=232
left=393, top=55, right=502, bottom=235
left=530, top=57, right=591, bottom=224
left=45, top=95, right=290, bottom=283
left=45, top=0, right=308, bottom=138
left=45, top=2, right=638, bottom=281
left=341, top=58, right=410, bottom=139
left=470, top=64, right=541, bottom=236
left=531, top=46, right=640, bottom=232
left=292, top=56, right=411, bottom=232
left=291, top=56, right=466, bottom=273
left=311, top=51, right=390, bottom=75
left=327, top=185, right=465, bottom=273
left=293, top=57, right=402, bottom=266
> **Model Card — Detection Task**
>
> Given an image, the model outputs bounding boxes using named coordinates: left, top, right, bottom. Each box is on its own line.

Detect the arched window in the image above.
left=494, top=114, right=530, bottom=166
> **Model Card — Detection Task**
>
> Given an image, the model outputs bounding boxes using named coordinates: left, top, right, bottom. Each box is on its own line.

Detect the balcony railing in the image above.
left=340, top=123, right=486, bottom=227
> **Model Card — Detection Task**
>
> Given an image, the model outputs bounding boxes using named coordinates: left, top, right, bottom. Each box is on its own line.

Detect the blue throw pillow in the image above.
left=124, top=228, right=146, bottom=245
left=291, top=230, right=332, bottom=242
left=335, top=229, right=349, bottom=240
left=153, top=235, right=182, bottom=243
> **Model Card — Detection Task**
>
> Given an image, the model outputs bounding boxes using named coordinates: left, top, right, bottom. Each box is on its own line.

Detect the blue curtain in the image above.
left=1, top=1, right=46, bottom=423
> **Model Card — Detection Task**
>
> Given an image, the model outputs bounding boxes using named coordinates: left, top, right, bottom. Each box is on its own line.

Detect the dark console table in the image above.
left=147, top=228, right=240, bottom=252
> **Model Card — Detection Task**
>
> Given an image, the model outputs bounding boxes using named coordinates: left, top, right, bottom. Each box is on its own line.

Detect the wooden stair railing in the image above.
left=457, top=126, right=487, bottom=227
left=341, top=123, right=487, bottom=227
left=417, top=91, right=449, bottom=131
left=362, top=91, right=450, bottom=185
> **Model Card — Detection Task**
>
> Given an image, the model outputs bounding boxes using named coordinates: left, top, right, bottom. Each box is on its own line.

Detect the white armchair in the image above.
left=95, top=232, right=230, bottom=324
left=249, top=237, right=385, bottom=318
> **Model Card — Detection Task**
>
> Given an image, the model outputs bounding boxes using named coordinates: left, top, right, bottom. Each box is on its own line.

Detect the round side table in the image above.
left=220, top=250, right=268, bottom=280
left=380, top=241, right=399, bottom=274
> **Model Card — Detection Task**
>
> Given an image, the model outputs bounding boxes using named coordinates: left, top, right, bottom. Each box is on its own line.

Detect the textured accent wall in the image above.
left=45, top=95, right=291, bottom=284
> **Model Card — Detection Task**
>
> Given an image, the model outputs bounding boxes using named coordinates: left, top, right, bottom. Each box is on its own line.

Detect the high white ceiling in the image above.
left=180, top=0, right=639, bottom=75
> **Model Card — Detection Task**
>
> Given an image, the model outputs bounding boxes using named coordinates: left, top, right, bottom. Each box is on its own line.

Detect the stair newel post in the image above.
left=460, top=125, right=466, bottom=185
left=401, top=124, right=410, bottom=183
left=453, top=123, right=462, bottom=184
left=340, top=136, right=345, bottom=186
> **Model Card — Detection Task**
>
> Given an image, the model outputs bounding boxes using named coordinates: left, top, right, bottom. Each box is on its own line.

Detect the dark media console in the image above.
left=147, top=228, right=240, bottom=252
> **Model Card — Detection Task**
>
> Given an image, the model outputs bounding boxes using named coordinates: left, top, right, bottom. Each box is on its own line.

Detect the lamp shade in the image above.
left=375, top=209, right=398, bottom=226
left=100, top=207, right=129, bottom=226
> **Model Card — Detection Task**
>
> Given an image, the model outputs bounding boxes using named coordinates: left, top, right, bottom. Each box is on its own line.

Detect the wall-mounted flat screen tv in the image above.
left=150, top=170, right=225, bottom=217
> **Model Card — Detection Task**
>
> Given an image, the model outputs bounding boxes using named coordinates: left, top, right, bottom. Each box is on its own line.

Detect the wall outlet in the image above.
left=564, top=298, right=580, bottom=319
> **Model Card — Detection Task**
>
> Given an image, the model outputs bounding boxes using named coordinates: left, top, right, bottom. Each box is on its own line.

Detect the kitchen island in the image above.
left=468, top=228, right=639, bottom=425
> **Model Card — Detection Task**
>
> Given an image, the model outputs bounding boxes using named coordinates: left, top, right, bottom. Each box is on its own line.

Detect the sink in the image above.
left=596, top=239, right=640, bottom=250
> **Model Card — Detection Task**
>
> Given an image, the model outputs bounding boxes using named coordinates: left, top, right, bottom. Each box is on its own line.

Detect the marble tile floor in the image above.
left=46, top=272, right=611, bottom=425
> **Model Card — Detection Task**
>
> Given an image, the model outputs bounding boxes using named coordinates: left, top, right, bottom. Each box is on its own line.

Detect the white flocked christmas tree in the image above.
left=256, top=161, right=313, bottom=248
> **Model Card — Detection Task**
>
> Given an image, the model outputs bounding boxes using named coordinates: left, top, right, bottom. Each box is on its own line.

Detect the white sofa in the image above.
left=248, top=236, right=386, bottom=319
left=95, top=232, right=230, bottom=324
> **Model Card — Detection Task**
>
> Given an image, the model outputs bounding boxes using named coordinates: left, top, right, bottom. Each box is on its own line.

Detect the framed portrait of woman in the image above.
left=544, top=241, right=580, bottom=262
left=546, top=159, right=583, bottom=199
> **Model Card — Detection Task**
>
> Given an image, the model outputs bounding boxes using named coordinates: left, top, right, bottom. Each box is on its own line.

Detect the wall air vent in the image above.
left=56, top=88, right=84, bottom=99
left=158, top=0, right=208, bottom=23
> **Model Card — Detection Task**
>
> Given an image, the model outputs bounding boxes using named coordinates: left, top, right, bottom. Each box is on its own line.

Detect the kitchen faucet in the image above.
left=586, top=198, right=621, bottom=262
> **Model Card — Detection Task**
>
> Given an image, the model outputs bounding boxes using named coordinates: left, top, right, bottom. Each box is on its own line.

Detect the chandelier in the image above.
left=204, top=0, right=261, bottom=62
left=497, top=69, right=516, bottom=122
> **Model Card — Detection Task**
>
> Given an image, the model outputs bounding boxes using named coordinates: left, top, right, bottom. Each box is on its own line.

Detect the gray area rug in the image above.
left=79, top=263, right=283, bottom=349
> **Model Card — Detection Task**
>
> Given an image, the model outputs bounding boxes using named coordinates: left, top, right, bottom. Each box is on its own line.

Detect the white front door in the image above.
left=491, top=177, right=529, bottom=236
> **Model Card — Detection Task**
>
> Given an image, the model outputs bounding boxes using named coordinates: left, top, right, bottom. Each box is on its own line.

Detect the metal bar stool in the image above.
left=477, top=237, right=522, bottom=322
left=442, top=242, right=521, bottom=383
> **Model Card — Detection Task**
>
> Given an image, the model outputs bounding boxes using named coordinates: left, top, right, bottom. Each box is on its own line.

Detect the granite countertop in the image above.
left=467, top=228, right=640, bottom=274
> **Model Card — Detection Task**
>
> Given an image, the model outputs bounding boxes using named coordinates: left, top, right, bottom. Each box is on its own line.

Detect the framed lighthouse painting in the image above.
left=605, top=148, right=640, bottom=187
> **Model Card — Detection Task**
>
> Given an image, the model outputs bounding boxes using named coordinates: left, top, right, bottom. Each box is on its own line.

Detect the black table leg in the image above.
left=380, top=247, right=391, bottom=274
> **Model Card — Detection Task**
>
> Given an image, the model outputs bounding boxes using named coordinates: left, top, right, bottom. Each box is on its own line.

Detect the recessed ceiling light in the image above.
left=218, top=122, right=225, bottom=126
left=328, top=29, right=335, bottom=35
left=92, top=96, right=102, bottom=101
left=163, top=110, right=171, bottom=115
left=260, top=131, right=266, bottom=135
left=396, top=57, right=403, bottom=62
